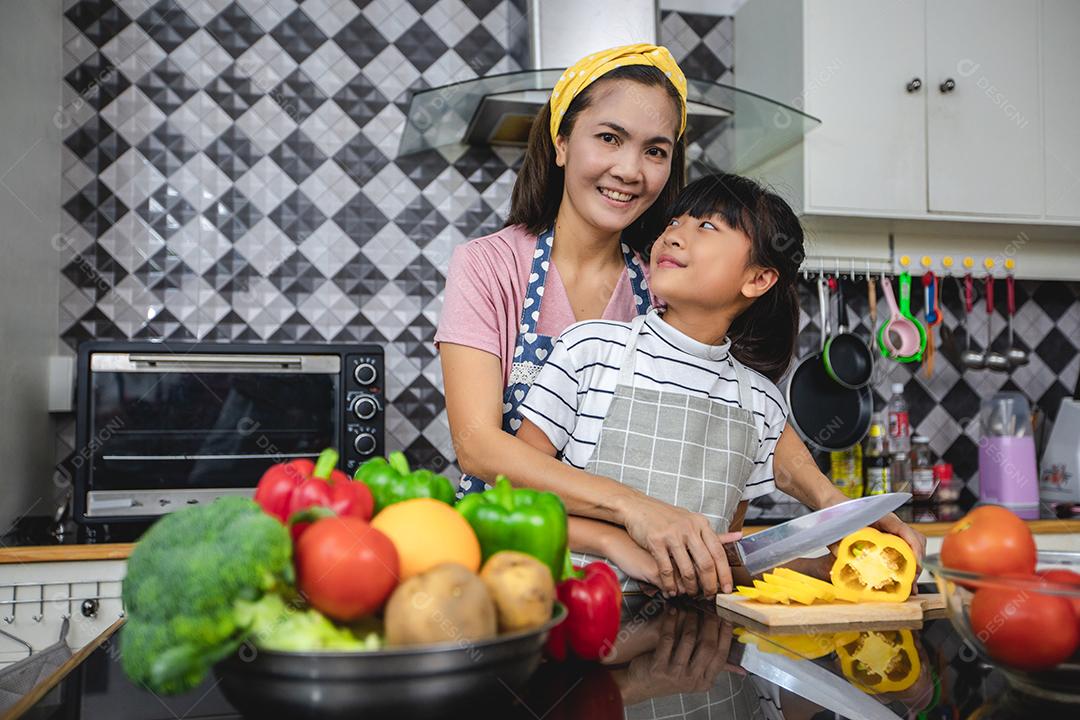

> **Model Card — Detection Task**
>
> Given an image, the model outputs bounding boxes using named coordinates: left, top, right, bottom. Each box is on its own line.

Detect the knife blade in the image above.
left=725, top=493, right=910, bottom=576
left=733, top=641, right=903, bottom=720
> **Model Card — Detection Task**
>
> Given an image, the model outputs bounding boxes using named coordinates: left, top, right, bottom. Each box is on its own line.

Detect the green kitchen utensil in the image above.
left=876, top=273, right=927, bottom=363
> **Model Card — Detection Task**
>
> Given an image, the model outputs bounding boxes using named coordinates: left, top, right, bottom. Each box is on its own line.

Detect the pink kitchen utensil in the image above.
left=876, top=276, right=923, bottom=359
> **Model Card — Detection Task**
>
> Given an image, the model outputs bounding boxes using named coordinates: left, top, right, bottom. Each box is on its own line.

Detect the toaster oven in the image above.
left=74, top=342, right=385, bottom=523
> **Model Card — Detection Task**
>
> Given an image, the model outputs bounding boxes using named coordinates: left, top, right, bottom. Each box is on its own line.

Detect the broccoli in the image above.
left=120, top=497, right=293, bottom=694
left=234, top=593, right=383, bottom=652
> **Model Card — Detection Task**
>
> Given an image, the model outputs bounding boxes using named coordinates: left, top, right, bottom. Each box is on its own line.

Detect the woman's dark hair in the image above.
left=667, top=173, right=806, bottom=383
left=505, top=65, right=687, bottom=256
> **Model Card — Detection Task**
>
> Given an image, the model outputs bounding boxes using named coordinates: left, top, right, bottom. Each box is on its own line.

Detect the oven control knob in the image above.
left=353, top=432, right=377, bottom=456
left=352, top=395, right=379, bottom=420
left=354, top=361, right=377, bottom=386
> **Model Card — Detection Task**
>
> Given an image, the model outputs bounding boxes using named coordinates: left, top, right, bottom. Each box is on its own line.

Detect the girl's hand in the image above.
left=602, top=531, right=662, bottom=588
left=618, top=493, right=740, bottom=598
left=872, top=512, right=926, bottom=595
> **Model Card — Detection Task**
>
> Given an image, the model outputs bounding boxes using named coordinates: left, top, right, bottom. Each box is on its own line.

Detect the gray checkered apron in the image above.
left=572, top=311, right=760, bottom=593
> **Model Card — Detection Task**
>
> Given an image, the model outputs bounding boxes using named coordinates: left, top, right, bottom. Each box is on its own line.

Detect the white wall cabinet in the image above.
left=1042, top=0, right=1080, bottom=220
left=736, top=0, right=1080, bottom=225
left=802, top=0, right=927, bottom=215
left=926, top=0, right=1042, bottom=217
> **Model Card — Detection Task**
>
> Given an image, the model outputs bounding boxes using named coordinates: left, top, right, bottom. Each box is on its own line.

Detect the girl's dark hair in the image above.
left=505, top=65, right=687, bottom=256
left=667, top=173, right=806, bottom=382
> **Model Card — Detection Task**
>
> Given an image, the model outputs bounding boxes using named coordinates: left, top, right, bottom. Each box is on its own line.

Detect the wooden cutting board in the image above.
left=715, top=593, right=945, bottom=629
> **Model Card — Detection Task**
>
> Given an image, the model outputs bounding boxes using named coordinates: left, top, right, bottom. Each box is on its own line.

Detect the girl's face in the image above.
left=649, top=212, right=777, bottom=314
left=553, top=80, right=678, bottom=235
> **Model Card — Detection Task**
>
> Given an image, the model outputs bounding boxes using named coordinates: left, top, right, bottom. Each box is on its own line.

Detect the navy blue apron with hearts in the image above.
left=455, top=227, right=652, bottom=498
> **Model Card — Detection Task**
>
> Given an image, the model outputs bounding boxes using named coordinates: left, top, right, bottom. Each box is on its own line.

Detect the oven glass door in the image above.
left=87, top=353, right=340, bottom=491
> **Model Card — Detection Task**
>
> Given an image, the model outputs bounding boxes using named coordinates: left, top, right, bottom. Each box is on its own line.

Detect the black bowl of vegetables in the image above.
left=213, top=602, right=567, bottom=719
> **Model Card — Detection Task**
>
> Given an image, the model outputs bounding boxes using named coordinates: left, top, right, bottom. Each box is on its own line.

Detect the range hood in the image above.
left=398, top=0, right=819, bottom=172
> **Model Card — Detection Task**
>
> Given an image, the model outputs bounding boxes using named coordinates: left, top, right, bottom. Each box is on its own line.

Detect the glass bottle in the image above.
left=911, top=435, right=935, bottom=501
left=891, top=451, right=913, bottom=495
left=863, top=421, right=890, bottom=496
left=887, top=383, right=911, bottom=454
left=830, top=443, right=864, bottom=499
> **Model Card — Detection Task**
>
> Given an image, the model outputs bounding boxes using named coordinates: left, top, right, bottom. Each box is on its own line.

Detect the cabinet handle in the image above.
left=939, top=78, right=956, bottom=93
left=906, top=78, right=922, bottom=93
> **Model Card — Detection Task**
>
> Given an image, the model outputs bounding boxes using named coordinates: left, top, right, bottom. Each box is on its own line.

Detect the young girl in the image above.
left=516, top=173, right=803, bottom=591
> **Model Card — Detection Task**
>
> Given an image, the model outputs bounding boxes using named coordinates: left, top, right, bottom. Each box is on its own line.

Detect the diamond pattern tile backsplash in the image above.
left=56, top=0, right=736, bottom=479
left=778, top=276, right=1080, bottom=505
left=56, top=1, right=1077, bottom=500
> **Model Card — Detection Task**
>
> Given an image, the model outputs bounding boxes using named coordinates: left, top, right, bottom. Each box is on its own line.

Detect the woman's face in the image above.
left=554, top=80, right=679, bottom=235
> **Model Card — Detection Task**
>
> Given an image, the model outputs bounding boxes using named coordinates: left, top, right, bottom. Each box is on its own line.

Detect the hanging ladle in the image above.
left=983, top=275, right=1010, bottom=373
left=1005, top=274, right=1029, bottom=368
left=960, top=273, right=986, bottom=370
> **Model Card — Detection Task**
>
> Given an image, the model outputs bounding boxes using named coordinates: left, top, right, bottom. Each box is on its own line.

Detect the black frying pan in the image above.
left=822, top=279, right=874, bottom=388
left=787, top=277, right=873, bottom=452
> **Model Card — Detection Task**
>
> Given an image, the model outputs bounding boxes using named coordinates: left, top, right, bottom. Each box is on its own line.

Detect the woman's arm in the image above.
left=773, top=425, right=927, bottom=564
left=440, top=342, right=733, bottom=596
left=441, top=343, right=634, bottom=521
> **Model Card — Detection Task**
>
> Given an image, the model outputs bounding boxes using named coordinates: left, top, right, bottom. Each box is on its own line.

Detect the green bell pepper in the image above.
left=455, top=475, right=568, bottom=581
left=352, top=452, right=455, bottom=515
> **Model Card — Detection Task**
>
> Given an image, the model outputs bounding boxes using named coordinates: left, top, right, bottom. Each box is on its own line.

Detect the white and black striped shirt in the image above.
left=518, top=311, right=788, bottom=499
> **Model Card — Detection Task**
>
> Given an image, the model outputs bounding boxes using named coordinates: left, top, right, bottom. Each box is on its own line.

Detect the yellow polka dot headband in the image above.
left=549, top=43, right=688, bottom=145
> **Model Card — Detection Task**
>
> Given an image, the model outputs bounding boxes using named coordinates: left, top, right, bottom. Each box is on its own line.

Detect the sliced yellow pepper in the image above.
left=752, top=579, right=792, bottom=604
left=735, top=585, right=781, bottom=603
left=733, top=627, right=839, bottom=660
left=772, top=567, right=842, bottom=601
left=829, top=527, right=916, bottom=603
left=760, top=572, right=818, bottom=604
left=836, top=630, right=921, bottom=694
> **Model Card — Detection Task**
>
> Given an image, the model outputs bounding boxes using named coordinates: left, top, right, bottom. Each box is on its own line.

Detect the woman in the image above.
left=435, top=45, right=924, bottom=597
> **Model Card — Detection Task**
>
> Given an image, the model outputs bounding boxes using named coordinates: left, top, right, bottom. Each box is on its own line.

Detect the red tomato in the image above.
left=970, top=575, right=1080, bottom=671
left=295, top=516, right=399, bottom=621
left=940, top=505, right=1036, bottom=577
left=1038, top=569, right=1080, bottom=618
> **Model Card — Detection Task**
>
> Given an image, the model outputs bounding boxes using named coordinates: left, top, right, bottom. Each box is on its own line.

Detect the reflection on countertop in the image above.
left=11, top=585, right=1078, bottom=720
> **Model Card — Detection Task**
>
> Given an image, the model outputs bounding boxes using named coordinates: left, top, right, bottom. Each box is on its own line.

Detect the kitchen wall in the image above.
left=1, top=0, right=64, bottom=534
left=53, top=0, right=735, bottom=486
left=52, top=0, right=1080, bottom=506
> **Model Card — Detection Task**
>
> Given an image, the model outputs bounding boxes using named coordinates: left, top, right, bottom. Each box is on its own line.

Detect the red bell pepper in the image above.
left=254, top=449, right=374, bottom=540
left=546, top=552, right=622, bottom=661
left=253, top=458, right=314, bottom=522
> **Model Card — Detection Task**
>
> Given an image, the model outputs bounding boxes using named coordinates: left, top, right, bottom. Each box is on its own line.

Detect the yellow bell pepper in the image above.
left=760, top=573, right=819, bottom=604
left=829, top=527, right=916, bottom=603
left=836, top=630, right=921, bottom=694
left=752, top=579, right=793, bottom=604
left=735, top=585, right=782, bottom=603
left=772, top=567, right=842, bottom=601
left=733, top=628, right=839, bottom=660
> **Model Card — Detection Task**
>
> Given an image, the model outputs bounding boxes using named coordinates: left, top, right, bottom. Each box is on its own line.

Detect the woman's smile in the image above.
left=597, top=186, right=638, bottom=208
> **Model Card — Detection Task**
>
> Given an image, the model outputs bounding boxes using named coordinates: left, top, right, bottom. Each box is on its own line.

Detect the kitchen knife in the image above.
left=733, top=640, right=903, bottom=720
left=725, top=493, right=911, bottom=576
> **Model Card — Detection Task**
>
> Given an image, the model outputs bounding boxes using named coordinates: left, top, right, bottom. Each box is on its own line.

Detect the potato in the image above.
left=384, top=562, right=497, bottom=647
left=480, top=551, right=555, bottom=633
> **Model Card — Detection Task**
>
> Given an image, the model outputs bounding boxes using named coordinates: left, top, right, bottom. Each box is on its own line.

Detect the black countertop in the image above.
left=13, top=586, right=1079, bottom=720
left=5, top=499, right=1077, bottom=549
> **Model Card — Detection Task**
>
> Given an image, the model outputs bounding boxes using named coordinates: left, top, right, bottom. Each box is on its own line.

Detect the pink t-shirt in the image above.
left=435, top=224, right=651, bottom=386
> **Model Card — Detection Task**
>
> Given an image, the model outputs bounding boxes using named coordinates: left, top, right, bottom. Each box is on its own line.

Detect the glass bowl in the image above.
left=923, top=550, right=1080, bottom=702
